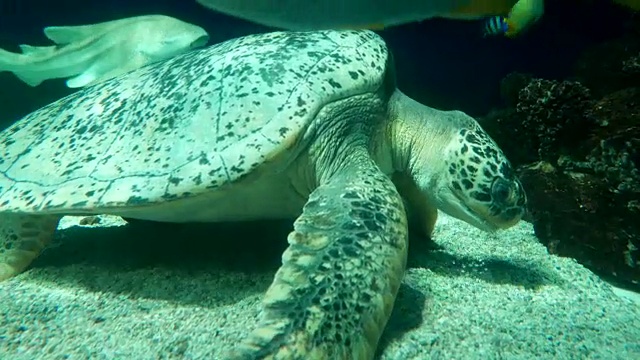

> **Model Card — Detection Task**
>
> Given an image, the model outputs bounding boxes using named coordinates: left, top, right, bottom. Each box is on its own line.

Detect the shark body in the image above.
left=0, top=14, right=209, bottom=88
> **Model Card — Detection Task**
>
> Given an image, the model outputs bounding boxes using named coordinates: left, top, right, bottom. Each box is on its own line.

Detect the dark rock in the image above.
left=623, top=52, right=640, bottom=73
left=480, top=79, right=594, bottom=166
left=480, top=80, right=640, bottom=288
left=518, top=161, right=639, bottom=289
left=582, top=88, right=640, bottom=194
left=517, top=79, right=594, bottom=162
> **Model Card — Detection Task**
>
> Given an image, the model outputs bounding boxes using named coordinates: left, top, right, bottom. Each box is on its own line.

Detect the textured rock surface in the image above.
left=480, top=48, right=640, bottom=288
left=517, top=161, right=640, bottom=286
left=476, top=8, right=640, bottom=289
left=0, top=214, right=638, bottom=360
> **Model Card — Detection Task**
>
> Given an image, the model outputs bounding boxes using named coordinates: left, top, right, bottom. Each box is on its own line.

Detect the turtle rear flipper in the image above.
left=0, top=214, right=59, bottom=281
left=228, top=153, right=409, bottom=359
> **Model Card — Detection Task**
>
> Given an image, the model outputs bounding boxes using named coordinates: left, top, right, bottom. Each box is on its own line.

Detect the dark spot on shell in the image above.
left=126, top=196, right=149, bottom=205
left=169, top=177, right=182, bottom=185
left=327, top=78, right=342, bottom=89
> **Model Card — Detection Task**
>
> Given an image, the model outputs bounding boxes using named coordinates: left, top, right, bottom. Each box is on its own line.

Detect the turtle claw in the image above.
left=0, top=214, right=59, bottom=281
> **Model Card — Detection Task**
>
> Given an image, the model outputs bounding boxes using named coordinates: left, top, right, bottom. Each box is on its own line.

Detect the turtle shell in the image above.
left=0, top=30, right=390, bottom=213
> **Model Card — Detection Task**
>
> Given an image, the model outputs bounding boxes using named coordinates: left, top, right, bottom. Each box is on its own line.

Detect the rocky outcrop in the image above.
left=480, top=49, right=640, bottom=289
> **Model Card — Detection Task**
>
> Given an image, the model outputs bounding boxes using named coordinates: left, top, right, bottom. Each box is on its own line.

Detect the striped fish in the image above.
left=483, top=16, right=509, bottom=37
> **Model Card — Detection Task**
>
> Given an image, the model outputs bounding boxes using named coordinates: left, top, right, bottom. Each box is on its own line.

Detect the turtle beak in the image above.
left=437, top=188, right=500, bottom=233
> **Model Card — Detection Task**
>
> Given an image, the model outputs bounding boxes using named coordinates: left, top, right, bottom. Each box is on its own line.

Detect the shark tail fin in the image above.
left=0, top=45, right=52, bottom=86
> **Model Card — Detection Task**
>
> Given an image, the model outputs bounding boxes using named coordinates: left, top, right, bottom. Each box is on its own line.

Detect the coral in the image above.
left=587, top=140, right=640, bottom=193
left=583, top=88, right=640, bottom=194
left=511, top=86, right=640, bottom=287
left=622, top=52, right=640, bottom=73
left=515, top=79, right=594, bottom=161
left=480, top=78, right=595, bottom=166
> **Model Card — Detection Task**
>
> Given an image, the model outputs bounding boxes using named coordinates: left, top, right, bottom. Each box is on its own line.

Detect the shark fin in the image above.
left=18, top=44, right=58, bottom=56
left=0, top=47, right=42, bottom=84
left=13, top=71, right=46, bottom=87
left=43, top=18, right=134, bottom=45
left=8, top=45, right=61, bottom=86
left=43, top=25, right=98, bottom=44
left=66, top=50, right=148, bottom=88
left=65, top=69, right=100, bottom=88
left=65, top=58, right=120, bottom=88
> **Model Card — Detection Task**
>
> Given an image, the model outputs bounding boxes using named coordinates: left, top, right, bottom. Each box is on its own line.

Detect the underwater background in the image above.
left=0, top=0, right=634, bottom=121
left=1, top=0, right=638, bottom=289
left=0, top=1, right=639, bottom=359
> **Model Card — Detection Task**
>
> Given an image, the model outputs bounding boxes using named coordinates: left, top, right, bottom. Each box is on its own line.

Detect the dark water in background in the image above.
left=0, top=0, right=633, bottom=128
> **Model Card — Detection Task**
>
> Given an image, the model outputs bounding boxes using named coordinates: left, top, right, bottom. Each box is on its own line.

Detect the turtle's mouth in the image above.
left=439, top=189, right=500, bottom=233
left=460, top=202, right=500, bottom=233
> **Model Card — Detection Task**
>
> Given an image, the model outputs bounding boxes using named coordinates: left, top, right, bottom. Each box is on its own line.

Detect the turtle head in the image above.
left=428, top=117, right=526, bottom=232
left=393, top=99, right=527, bottom=232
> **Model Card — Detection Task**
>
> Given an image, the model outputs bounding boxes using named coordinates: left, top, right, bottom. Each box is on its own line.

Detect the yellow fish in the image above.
left=475, top=0, right=544, bottom=38
left=196, top=0, right=544, bottom=37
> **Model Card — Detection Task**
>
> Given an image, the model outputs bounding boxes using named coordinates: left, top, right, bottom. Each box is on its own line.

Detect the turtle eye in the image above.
left=491, top=177, right=514, bottom=204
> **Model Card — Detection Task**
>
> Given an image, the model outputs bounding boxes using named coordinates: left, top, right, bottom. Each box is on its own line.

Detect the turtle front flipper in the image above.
left=0, top=214, right=60, bottom=281
left=229, top=157, right=409, bottom=360
left=392, top=172, right=438, bottom=240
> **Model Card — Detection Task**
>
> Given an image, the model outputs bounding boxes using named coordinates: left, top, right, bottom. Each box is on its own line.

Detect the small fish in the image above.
left=0, top=14, right=209, bottom=88
left=483, top=16, right=509, bottom=37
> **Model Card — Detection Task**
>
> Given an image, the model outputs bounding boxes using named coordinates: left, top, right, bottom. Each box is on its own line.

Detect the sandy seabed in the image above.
left=1, top=213, right=638, bottom=360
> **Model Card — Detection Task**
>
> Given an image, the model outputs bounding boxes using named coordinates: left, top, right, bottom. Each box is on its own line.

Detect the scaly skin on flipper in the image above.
left=228, top=154, right=408, bottom=360
left=0, top=214, right=60, bottom=281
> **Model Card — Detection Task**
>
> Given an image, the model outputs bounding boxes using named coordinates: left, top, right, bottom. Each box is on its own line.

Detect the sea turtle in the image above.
left=0, top=29, right=526, bottom=359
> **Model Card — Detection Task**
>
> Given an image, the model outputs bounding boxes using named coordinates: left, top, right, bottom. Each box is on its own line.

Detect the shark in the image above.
left=0, top=14, right=210, bottom=88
